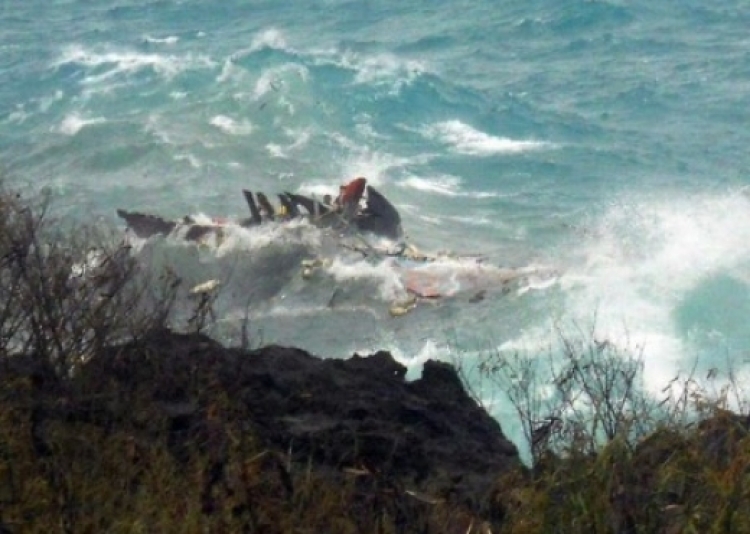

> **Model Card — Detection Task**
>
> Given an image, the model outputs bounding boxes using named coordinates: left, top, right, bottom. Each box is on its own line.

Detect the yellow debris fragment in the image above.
left=388, top=295, right=418, bottom=317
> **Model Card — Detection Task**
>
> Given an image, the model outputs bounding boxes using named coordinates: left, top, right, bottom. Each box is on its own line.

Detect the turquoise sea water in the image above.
left=3, top=0, right=750, bottom=445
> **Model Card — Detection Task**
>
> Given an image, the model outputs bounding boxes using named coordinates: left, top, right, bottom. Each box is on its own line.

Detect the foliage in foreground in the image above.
left=460, top=324, right=750, bottom=533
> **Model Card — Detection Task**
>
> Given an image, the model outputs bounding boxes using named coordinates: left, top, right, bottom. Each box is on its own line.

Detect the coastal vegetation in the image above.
left=456, top=327, right=750, bottom=533
left=1, top=189, right=749, bottom=533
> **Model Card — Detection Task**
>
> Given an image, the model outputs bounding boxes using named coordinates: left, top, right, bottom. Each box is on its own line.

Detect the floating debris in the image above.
left=389, top=295, right=418, bottom=317
left=189, top=279, right=221, bottom=295
left=301, top=257, right=332, bottom=279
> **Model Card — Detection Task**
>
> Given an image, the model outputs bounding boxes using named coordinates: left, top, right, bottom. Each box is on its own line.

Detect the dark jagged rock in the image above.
left=0, top=329, right=519, bottom=526
left=75, top=329, right=520, bottom=515
left=228, top=347, right=519, bottom=503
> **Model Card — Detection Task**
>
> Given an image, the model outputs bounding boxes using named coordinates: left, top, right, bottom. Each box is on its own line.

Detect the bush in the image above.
left=0, top=188, right=180, bottom=377
left=457, top=320, right=750, bottom=533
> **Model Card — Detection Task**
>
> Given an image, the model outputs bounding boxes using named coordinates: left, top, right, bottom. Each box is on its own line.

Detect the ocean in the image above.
left=3, top=0, right=750, bottom=447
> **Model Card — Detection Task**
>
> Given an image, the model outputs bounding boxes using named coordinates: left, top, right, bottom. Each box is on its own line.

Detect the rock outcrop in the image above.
left=77, top=329, right=520, bottom=515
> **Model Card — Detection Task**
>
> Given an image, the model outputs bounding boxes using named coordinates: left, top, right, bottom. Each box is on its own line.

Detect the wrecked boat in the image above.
left=117, top=177, right=403, bottom=243
left=115, top=177, right=557, bottom=315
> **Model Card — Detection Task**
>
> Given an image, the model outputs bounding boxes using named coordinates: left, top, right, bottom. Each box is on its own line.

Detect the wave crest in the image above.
left=422, top=120, right=551, bottom=156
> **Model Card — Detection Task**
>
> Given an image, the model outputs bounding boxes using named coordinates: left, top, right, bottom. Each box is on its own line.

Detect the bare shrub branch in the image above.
left=0, top=188, right=181, bottom=377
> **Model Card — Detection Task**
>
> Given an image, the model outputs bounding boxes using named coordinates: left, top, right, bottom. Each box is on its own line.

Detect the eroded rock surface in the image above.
left=79, top=330, right=519, bottom=508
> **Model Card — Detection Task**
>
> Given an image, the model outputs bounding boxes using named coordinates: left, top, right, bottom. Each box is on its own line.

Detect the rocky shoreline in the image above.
left=2, top=328, right=520, bottom=532
left=90, top=329, right=520, bottom=505
left=4, top=327, right=750, bottom=533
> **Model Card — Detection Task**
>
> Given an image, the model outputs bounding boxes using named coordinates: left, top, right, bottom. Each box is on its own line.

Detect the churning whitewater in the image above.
left=3, top=0, right=750, bottom=434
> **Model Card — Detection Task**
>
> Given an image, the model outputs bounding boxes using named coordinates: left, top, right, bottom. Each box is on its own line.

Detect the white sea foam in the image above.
left=355, top=118, right=389, bottom=140
left=252, top=63, right=309, bottom=100
left=265, top=143, right=286, bottom=159
left=347, top=52, right=427, bottom=86
left=216, top=58, right=239, bottom=83
left=227, top=36, right=428, bottom=94
left=250, top=303, right=330, bottom=320
left=326, top=134, right=434, bottom=189
left=264, top=128, right=311, bottom=159
left=54, top=44, right=216, bottom=84
left=324, top=257, right=405, bottom=301
left=160, top=216, right=324, bottom=262
left=143, top=35, right=179, bottom=45
left=228, top=28, right=292, bottom=64
left=312, top=48, right=429, bottom=94
left=465, top=190, right=512, bottom=199
left=6, top=105, right=28, bottom=125
left=173, top=153, right=202, bottom=168
left=422, top=120, right=551, bottom=156
left=401, top=175, right=462, bottom=196
left=217, top=218, right=323, bottom=256
left=516, top=273, right=559, bottom=295
left=296, top=139, right=411, bottom=195
left=399, top=173, right=509, bottom=199
left=146, top=113, right=217, bottom=148
left=415, top=214, right=444, bottom=226
left=144, top=113, right=172, bottom=145
left=55, top=112, right=106, bottom=135
left=38, top=90, right=64, bottom=112
left=547, top=190, right=750, bottom=394
left=386, top=340, right=451, bottom=380
left=209, top=115, right=254, bottom=135
left=232, top=28, right=427, bottom=97
left=445, top=214, right=494, bottom=227
left=249, top=27, right=289, bottom=53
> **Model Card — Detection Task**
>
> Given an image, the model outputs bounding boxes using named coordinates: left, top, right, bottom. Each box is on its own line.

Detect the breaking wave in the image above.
left=52, top=44, right=216, bottom=86
left=55, top=112, right=106, bottom=135
left=421, top=120, right=552, bottom=156
left=209, top=115, right=254, bottom=136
